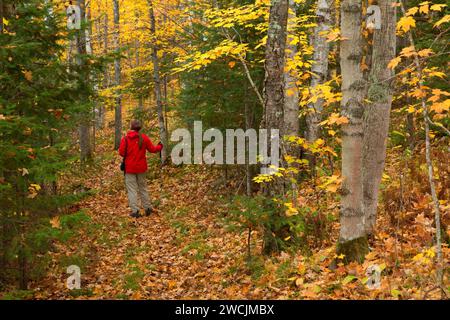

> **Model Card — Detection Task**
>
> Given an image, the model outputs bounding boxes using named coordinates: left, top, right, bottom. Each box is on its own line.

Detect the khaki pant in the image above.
left=125, top=173, right=151, bottom=213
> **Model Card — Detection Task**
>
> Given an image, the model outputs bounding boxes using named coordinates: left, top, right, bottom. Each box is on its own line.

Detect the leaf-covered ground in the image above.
left=26, top=127, right=449, bottom=300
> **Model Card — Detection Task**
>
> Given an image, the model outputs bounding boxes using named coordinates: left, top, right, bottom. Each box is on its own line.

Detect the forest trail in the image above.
left=29, top=130, right=284, bottom=299
left=25, top=126, right=448, bottom=300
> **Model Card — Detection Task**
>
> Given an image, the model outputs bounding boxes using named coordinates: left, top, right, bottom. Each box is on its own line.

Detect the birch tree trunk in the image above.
left=148, top=0, right=168, bottom=164
left=336, top=0, right=368, bottom=263
left=77, top=0, right=93, bottom=162
left=306, top=0, right=332, bottom=143
left=261, top=0, right=289, bottom=254
left=362, top=0, right=396, bottom=235
left=113, top=0, right=122, bottom=150
left=283, top=0, right=299, bottom=138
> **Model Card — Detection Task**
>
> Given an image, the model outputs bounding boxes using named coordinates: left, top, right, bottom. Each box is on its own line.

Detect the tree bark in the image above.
left=113, top=0, right=122, bottom=150
left=261, top=0, right=289, bottom=254
left=337, top=0, right=368, bottom=263
left=148, top=0, right=168, bottom=164
left=306, top=0, right=332, bottom=143
left=362, top=0, right=396, bottom=235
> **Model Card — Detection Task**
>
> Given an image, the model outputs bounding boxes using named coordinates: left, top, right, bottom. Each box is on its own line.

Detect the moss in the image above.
left=336, top=236, right=369, bottom=264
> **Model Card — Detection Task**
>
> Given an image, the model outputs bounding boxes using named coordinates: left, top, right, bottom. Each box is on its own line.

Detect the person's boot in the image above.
left=130, top=210, right=141, bottom=218
left=144, top=208, right=153, bottom=217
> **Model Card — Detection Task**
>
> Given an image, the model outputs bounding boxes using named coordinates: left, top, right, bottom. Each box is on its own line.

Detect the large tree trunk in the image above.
left=362, top=0, right=396, bottom=235
left=148, top=0, right=168, bottom=164
left=306, top=0, right=332, bottom=143
left=283, top=0, right=299, bottom=138
left=337, top=0, right=368, bottom=263
left=260, top=0, right=289, bottom=254
left=113, top=0, right=122, bottom=150
left=77, top=0, right=93, bottom=162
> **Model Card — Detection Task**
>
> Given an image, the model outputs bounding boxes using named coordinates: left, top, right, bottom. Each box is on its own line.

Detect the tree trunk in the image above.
left=306, top=0, right=332, bottom=143
left=135, top=39, right=144, bottom=111
left=337, top=0, right=368, bottom=263
left=148, top=0, right=168, bottom=164
left=97, top=3, right=109, bottom=129
left=77, top=0, right=93, bottom=162
left=261, top=0, right=289, bottom=254
left=362, top=0, right=396, bottom=235
left=113, top=0, right=122, bottom=150
left=283, top=0, right=299, bottom=138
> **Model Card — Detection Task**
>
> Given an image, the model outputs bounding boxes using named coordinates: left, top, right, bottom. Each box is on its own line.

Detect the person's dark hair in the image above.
left=130, top=119, right=142, bottom=131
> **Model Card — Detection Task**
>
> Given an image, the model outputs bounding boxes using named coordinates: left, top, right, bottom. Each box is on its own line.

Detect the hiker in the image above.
left=119, top=119, right=163, bottom=218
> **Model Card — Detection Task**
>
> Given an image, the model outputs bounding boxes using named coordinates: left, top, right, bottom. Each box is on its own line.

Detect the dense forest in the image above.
left=0, top=0, right=449, bottom=300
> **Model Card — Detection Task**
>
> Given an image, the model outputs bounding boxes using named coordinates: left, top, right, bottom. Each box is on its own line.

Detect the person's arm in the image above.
left=118, top=137, right=126, bottom=157
left=144, top=135, right=163, bottom=153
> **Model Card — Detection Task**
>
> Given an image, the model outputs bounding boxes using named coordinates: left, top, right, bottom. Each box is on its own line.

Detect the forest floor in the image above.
left=23, top=125, right=449, bottom=300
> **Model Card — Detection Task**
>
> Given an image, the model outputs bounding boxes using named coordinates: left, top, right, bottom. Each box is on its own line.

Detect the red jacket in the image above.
left=119, top=131, right=162, bottom=174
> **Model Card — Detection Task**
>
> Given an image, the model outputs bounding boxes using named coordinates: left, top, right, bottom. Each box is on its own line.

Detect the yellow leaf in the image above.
left=287, top=87, right=298, bottom=97
left=23, top=70, right=33, bottom=82
left=50, top=216, right=61, bottom=229
left=335, top=116, right=349, bottom=125
left=388, top=56, right=402, bottom=69
left=407, top=106, right=416, bottom=113
left=228, top=61, right=236, bottom=68
left=397, top=16, right=416, bottom=33
left=417, top=49, right=433, bottom=57
left=430, top=4, right=446, bottom=12
left=419, top=4, right=429, bottom=15
left=400, top=46, right=416, bottom=57
left=434, top=15, right=450, bottom=28
left=30, top=184, right=41, bottom=191
left=391, top=289, right=401, bottom=299
left=406, top=7, right=418, bottom=16
left=2, top=17, right=9, bottom=26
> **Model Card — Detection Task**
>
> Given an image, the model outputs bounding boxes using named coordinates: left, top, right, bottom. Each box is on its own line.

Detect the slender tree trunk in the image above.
left=283, top=0, right=299, bottom=138
left=306, top=0, right=332, bottom=143
left=336, top=0, right=368, bottom=263
left=148, top=0, right=168, bottom=163
left=97, top=4, right=109, bottom=129
left=85, top=3, right=93, bottom=55
left=85, top=2, right=96, bottom=152
left=244, top=83, right=254, bottom=197
left=77, top=0, right=93, bottom=162
left=113, top=0, right=122, bottom=150
left=362, top=0, right=396, bottom=235
left=261, top=0, right=289, bottom=254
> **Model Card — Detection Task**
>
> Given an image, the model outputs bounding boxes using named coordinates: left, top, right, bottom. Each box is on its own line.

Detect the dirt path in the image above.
left=30, top=147, right=283, bottom=299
